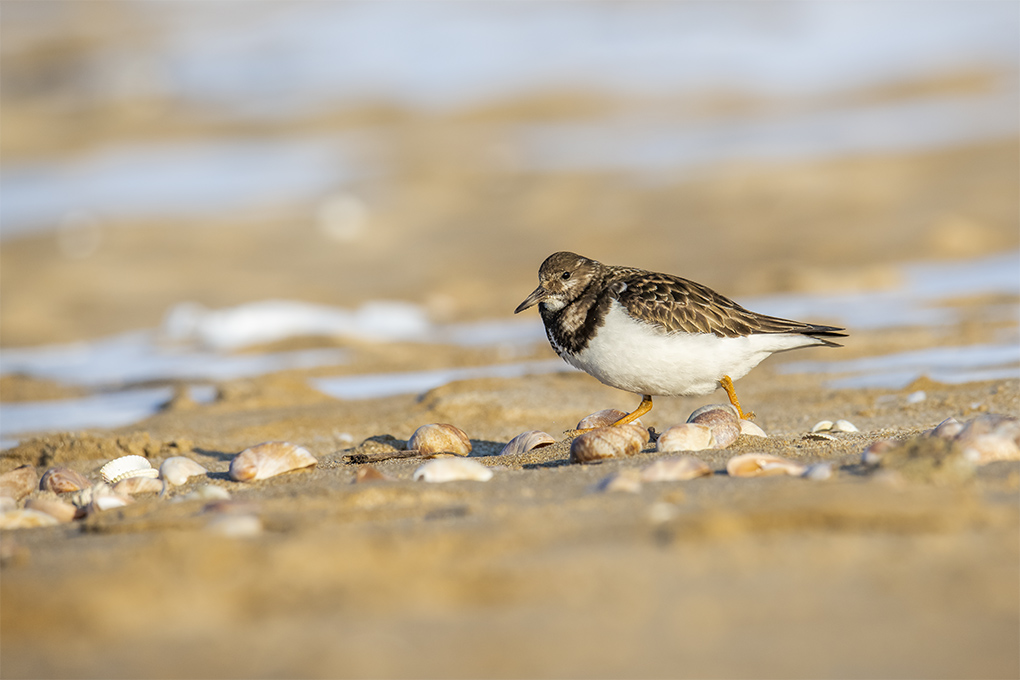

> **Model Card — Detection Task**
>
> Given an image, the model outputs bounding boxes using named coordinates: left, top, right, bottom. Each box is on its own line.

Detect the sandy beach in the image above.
left=2, top=3, right=1019, bottom=678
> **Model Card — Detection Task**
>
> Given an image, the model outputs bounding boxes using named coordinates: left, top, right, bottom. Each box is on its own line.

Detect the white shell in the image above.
left=954, top=414, right=1020, bottom=463
left=499, top=430, right=556, bottom=456
left=739, top=420, right=768, bottom=438
left=810, top=420, right=834, bottom=433
left=930, top=417, right=964, bottom=439
left=832, top=419, right=859, bottom=433
left=656, top=423, right=715, bottom=453
left=641, top=456, right=712, bottom=481
left=570, top=423, right=649, bottom=463
left=88, top=491, right=133, bottom=513
left=159, top=456, right=208, bottom=486
left=577, top=409, right=642, bottom=430
left=802, top=462, right=834, bottom=481
left=39, top=467, right=91, bottom=494
left=726, top=453, right=807, bottom=478
left=229, top=442, right=317, bottom=482
left=100, top=455, right=159, bottom=485
left=174, top=485, right=232, bottom=503
left=413, top=458, right=493, bottom=483
left=407, top=423, right=472, bottom=456
left=113, top=476, right=165, bottom=496
left=687, top=405, right=740, bottom=448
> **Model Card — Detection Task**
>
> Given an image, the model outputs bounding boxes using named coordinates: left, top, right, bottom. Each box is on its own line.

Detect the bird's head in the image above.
left=514, top=251, right=600, bottom=314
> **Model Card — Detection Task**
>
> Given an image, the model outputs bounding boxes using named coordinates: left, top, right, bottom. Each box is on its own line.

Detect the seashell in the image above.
left=595, top=469, right=643, bottom=493
left=569, top=423, right=649, bottom=464
left=173, top=485, right=232, bottom=503
left=577, top=409, right=642, bottom=430
left=739, top=420, right=767, bottom=438
left=354, top=465, right=394, bottom=483
left=499, top=430, right=556, bottom=456
left=413, top=458, right=493, bottom=483
left=802, top=462, right=834, bottom=481
left=955, top=414, right=1020, bottom=463
left=0, top=509, right=60, bottom=530
left=0, top=466, right=38, bottom=501
left=39, top=467, right=90, bottom=494
left=206, top=513, right=262, bottom=537
left=24, top=498, right=79, bottom=523
left=832, top=419, right=859, bottom=433
left=656, top=423, right=715, bottom=453
left=159, top=456, right=208, bottom=486
left=811, top=420, right=834, bottom=432
left=87, top=485, right=134, bottom=513
left=641, top=456, right=712, bottom=482
left=100, top=455, right=158, bottom=485
left=229, top=442, right=317, bottom=482
left=930, top=417, right=963, bottom=439
left=687, top=405, right=740, bottom=448
left=861, top=438, right=897, bottom=466
left=726, top=453, right=807, bottom=478
left=407, top=423, right=472, bottom=456
left=113, top=476, right=165, bottom=496
left=804, top=431, right=838, bottom=441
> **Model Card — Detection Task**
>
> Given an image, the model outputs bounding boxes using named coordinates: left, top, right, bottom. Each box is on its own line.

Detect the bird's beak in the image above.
left=514, top=285, right=547, bottom=314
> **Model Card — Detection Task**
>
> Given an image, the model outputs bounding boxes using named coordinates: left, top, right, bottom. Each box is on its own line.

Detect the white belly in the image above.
left=562, top=301, right=821, bottom=396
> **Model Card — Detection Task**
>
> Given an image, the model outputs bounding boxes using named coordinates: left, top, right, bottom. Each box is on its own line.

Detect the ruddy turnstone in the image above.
left=515, top=251, right=846, bottom=424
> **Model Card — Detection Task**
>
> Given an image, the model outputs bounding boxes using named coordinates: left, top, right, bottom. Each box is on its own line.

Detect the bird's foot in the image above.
left=720, top=376, right=755, bottom=420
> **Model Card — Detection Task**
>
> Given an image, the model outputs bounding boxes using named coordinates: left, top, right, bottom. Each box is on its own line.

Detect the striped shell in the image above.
left=113, top=476, right=165, bottom=495
left=657, top=423, right=715, bottom=453
left=687, top=404, right=740, bottom=448
left=570, top=423, right=649, bottom=464
left=726, top=453, right=807, bottom=478
left=40, top=467, right=91, bottom=494
left=413, top=458, right=493, bottom=483
left=577, top=409, right=642, bottom=430
left=229, top=442, right=318, bottom=482
left=407, top=424, right=472, bottom=456
left=100, top=455, right=159, bottom=485
left=499, top=430, right=556, bottom=456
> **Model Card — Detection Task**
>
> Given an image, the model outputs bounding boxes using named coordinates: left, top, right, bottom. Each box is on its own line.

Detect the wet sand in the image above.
left=1, top=100, right=1019, bottom=677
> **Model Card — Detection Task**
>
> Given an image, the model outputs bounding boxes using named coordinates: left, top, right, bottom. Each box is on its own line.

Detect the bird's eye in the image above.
left=561, top=271, right=571, bottom=280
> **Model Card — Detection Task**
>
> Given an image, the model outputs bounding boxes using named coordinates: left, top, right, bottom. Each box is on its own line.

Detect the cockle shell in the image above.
left=499, top=430, right=556, bottom=456
left=0, top=466, right=39, bottom=501
left=656, top=423, right=715, bottom=453
left=726, top=453, right=807, bottom=478
left=577, top=409, right=642, bottom=430
left=570, top=423, right=649, bottom=464
left=229, top=442, right=317, bottom=482
left=641, top=456, right=713, bottom=482
left=25, top=498, right=79, bottom=523
left=113, top=476, right=165, bottom=496
left=739, top=420, right=768, bottom=438
left=159, top=456, right=208, bottom=486
left=100, top=455, right=159, bottom=485
left=39, top=467, right=90, bottom=494
left=407, top=424, right=472, bottom=456
left=687, top=405, right=741, bottom=448
left=413, top=458, right=493, bottom=483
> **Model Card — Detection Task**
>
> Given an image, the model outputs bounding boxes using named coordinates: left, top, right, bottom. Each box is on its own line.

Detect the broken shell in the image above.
left=656, top=423, right=715, bottom=453
left=739, top=420, right=768, bottom=438
left=930, top=417, right=964, bottom=439
left=229, top=442, right=317, bottom=482
left=595, top=469, right=643, bottom=493
left=832, top=419, right=859, bottom=433
left=577, top=409, right=642, bottom=429
left=687, top=405, right=740, bottom=448
left=0, top=466, right=38, bottom=501
left=0, top=509, right=60, bottom=530
left=569, top=423, right=649, bottom=464
left=354, top=465, right=394, bottom=483
left=113, top=476, right=165, bottom=496
left=159, top=456, right=208, bottom=486
left=726, top=453, right=807, bottom=478
left=39, top=467, right=90, bottom=494
left=100, top=455, right=159, bottom=485
left=413, top=458, right=493, bottom=483
left=24, top=498, right=79, bottom=523
left=407, top=423, right=472, bottom=456
left=811, top=420, right=834, bottom=432
left=499, top=430, right=556, bottom=456
left=641, top=456, right=712, bottom=482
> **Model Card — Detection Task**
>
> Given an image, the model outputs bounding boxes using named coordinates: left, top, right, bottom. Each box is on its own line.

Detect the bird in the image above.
left=514, top=251, right=846, bottom=426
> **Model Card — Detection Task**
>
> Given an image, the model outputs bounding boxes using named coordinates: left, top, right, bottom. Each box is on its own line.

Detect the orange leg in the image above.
left=720, top=375, right=754, bottom=420
left=611, top=394, right=653, bottom=427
